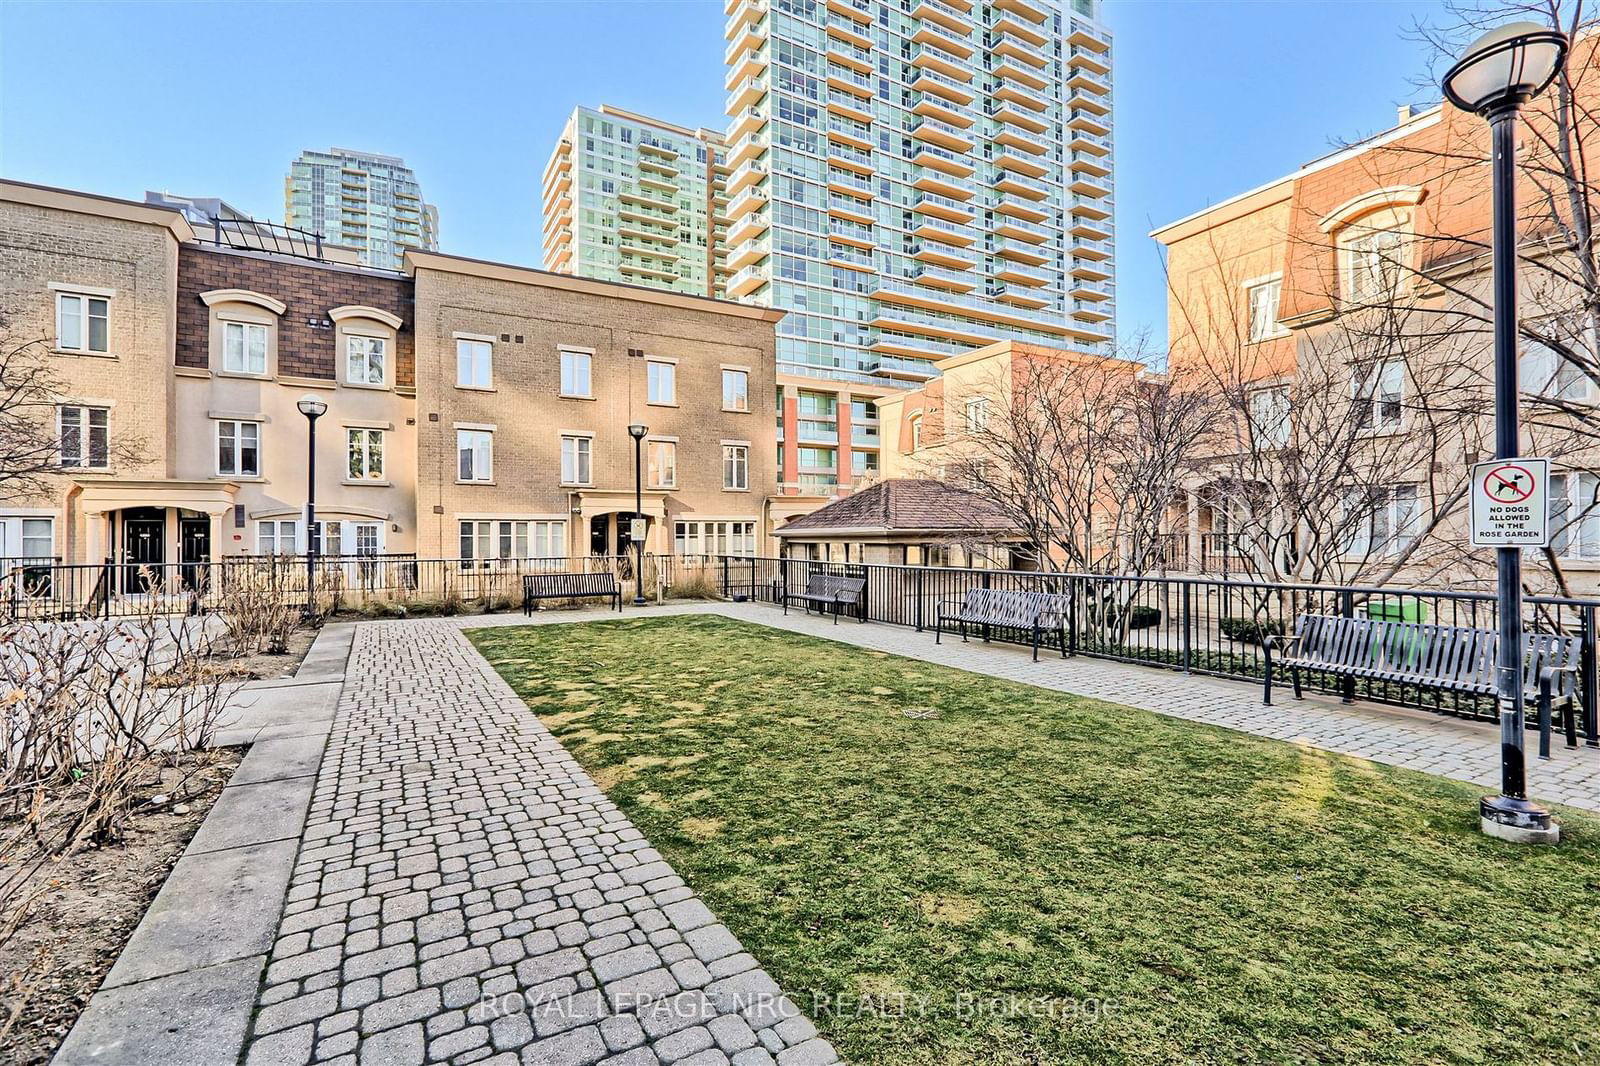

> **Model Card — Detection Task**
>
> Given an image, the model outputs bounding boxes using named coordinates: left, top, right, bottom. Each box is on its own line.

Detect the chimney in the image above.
left=1397, top=103, right=1419, bottom=125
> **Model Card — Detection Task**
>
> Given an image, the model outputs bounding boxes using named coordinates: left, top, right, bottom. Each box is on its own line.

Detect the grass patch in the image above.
left=469, top=616, right=1600, bottom=1065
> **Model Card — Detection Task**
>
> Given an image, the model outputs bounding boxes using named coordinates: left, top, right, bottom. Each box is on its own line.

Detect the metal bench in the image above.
left=936, top=587, right=1067, bottom=662
left=1264, top=614, right=1583, bottom=756
left=522, top=571, right=622, bottom=615
left=783, top=573, right=867, bottom=624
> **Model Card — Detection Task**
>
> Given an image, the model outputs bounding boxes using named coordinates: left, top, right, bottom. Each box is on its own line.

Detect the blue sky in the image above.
left=0, top=0, right=1445, bottom=351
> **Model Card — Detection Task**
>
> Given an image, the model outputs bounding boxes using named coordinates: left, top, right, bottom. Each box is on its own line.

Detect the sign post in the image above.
left=1470, top=458, right=1550, bottom=548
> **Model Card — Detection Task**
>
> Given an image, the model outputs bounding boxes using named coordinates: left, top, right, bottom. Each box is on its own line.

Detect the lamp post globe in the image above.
left=1442, top=20, right=1568, bottom=843
left=297, top=395, right=327, bottom=619
left=628, top=424, right=648, bottom=605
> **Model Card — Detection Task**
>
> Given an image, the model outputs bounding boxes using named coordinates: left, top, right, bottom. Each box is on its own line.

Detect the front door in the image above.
left=123, top=507, right=165, bottom=592
left=180, top=518, right=211, bottom=594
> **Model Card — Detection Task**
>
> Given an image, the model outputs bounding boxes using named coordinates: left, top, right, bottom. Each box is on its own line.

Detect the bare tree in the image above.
left=0, top=315, right=69, bottom=505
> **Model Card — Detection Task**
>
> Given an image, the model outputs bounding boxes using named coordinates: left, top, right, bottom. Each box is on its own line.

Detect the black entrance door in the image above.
left=180, top=518, right=211, bottom=593
left=123, top=507, right=165, bottom=592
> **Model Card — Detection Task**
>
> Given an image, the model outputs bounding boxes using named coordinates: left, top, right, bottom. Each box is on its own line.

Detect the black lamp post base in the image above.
left=1480, top=794, right=1560, bottom=844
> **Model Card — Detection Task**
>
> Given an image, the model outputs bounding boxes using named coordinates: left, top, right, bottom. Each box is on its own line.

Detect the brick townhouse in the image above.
left=0, top=179, right=781, bottom=585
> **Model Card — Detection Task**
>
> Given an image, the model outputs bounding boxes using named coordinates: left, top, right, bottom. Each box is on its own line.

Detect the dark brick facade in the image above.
left=176, top=245, right=415, bottom=386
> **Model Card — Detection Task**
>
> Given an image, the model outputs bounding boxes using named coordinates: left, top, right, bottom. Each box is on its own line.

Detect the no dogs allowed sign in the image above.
left=1470, top=458, right=1550, bottom=547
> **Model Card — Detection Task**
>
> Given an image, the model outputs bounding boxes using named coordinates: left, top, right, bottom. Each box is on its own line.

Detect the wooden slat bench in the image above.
left=783, top=573, right=867, bottom=624
left=1264, top=614, right=1584, bottom=756
left=935, top=588, right=1067, bottom=662
left=522, top=571, right=622, bottom=615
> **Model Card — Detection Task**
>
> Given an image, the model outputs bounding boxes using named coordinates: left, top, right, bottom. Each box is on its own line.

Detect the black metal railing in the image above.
left=197, top=216, right=325, bottom=260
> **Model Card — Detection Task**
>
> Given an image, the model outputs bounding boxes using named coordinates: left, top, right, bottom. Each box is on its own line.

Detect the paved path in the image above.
left=241, top=618, right=837, bottom=1066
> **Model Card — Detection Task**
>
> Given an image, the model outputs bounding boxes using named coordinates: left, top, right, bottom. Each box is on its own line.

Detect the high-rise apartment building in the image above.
left=285, top=148, right=439, bottom=270
left=541, top=106, right=731, bottom=298
left=722, top=0, right=1116, bottom=383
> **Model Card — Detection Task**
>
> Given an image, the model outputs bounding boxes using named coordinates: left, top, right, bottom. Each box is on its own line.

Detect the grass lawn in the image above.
left=469, top=616, right=1600, bottom=1066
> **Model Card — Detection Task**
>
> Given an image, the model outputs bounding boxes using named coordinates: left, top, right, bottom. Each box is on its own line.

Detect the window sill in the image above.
left=215, top=369, right=273, bottom=382
left=343, top=381, right=391, bottom=392
left=649, top=485, right=677, bottom=492
left=54, top=348, right=116, bottom=359
left=215, top=474, right=265, bottom=482
left=343, top=479, right=391, bottom=487
left=560, top=393, right=596, bottom=401
left=722, top=487, right=751, bottom=493
left=560, top=482, right=593, bottom=489
left=457, top=480, right=496, bottom=486
left=722, top=407, right=751, bottom=414
left=456, top=384, right=496, bottom=393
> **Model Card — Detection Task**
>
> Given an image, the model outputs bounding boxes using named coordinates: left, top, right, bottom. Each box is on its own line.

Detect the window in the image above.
left=1551, top=473, right=1600, bottom=558
left=1345, top=226, right=1404, bottom=303
left=309, top=520, right=342, bottom=556
left=216, top=420, right=261, bottom=477
left=257, top=520, right=299, bottom=555
left=673, top=520, right=757, bottom=556
left=457, top=430, right=493, bottom=482
left=457, top=339, right=493, bottom=389
left=722, top=369, right=750, bottom=412
left=346, top=335, right=386, bottom=385
left=723, top=444, right=749, bottom=490
left=560, top=349, right=591, bottom=397
left=647, top=360, right=676, bottom=404
left=223, top=321, right=268, bottom=374
left=459, top=519, right=566, bottom=562
left=1342, top=484, right=1420, bottom=557
left=353, top=522, right=381, bottom=555
left=964, top=398, right=989, bottom=434
left=58, top=405, right=109, bottom=469
left=1353, top=360, right=1404, bottom=431
left=347, top=428, right=384, bottom=480
left=1521, top=325, right=1593, bottom=403
left=1248, top=386, right=1291, bottom=448
left=19, top=518, right=53, bottom=561
left=910, top=414, right=923, bottom=450
left=1247, top=278, right=1283, bottom=342
left=647, top=440, right=676, bottom=488
left=561, top=435, right=592, bottom=485
left=56, top=292, right=109, bottom=353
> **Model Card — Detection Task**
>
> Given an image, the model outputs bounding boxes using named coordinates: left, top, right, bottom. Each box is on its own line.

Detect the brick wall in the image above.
left=176, top=245, right=415, bottom=385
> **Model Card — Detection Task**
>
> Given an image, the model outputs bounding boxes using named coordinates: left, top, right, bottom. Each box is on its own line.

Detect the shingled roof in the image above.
left=774, top=478, right=1015, bottom=537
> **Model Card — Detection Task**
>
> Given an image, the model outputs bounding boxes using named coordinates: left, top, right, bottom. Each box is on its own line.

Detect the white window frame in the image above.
left=216, top=419, right=261, bottom=477
left=1248, top=385, right=1291, bottom=448
left=347, top=427, right=385, bottom=481
left=647, top=360, right=677, bottom=405
left=722, top=444, right=749, bottom=491
left=257, top=519, right=299, bottom=555
left=57, top=405, right=109, bottom=469
left=345, top=334, right=388, bottom=387
left=1246, top=276, right=1286, bottom=342
left=55, top=291, right=110, bottom=354
left=457, top=429, right=494, bottom=483
left=1520, top=317, right=1596, bottom=404
left=458, top=518, right=567, bottom=563
left=721, top=368, right=750, bottom=412
left=1342, top=484, right=1420, bottom=558
left=1343, top=226, right=1405, bottom=304
left=1352, top=360, right=1405, bottom=432
left=910, top=414, right=923, bottom=450
left=561, top=434, right=593, bottom=486
left=964, top=397, right=989, bottom=434
left=223, top=320, right=269, bottom=375
left=560, top=348, right=592, bottom=398
left=673, top=519, right=758, bottom=556
left=1550, top=472, right=1600, bottom=560
left=456, top=337, right=494, bottom=390
left=647, top=439, right=677, bottom=489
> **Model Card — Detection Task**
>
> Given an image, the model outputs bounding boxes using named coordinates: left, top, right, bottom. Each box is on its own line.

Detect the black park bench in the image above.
left=1264, top=614, right=1583, bottom=756
left=783, top=573, right=867, bottom=624
left=522, top=572, right=622, bottom=615
left=936, top=588, right=1067, bottom=662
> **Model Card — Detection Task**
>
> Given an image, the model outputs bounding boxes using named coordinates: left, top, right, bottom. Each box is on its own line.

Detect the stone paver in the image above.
left=240, top=617, right=836, bottom=1065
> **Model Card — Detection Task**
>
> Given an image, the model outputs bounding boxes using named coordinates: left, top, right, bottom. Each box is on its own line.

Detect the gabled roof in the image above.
left=774, top=479, right=1014, bottom=537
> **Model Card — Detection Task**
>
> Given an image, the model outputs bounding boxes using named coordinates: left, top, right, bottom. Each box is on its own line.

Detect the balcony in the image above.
left=1070, top=193, right=1111, bottom=221
left=911, top=214, right=977, bottom=246
left=913, top=189, right=975, bottom=223
left=910, top=66, right=977, bottom=106
left=827, top=194, right=874, bottom=226
left=729, top=105, right=767, bottom=142
left=726, top=44, right=769, bottom=88
left=989, top=9, right=1049, bottom=46
left=726, top=185, right=768, bottom=220
left=1069, top=44, right=1112, bottom=76
left=727, top=133, right=768, bottom=169
left=910, top=41, right=973, bottom=81
left=991, top=193, right=1050, bottom=224
left=913, top=262, right=977, bottom=292
left=1070, top=172, right=1112, bottom=198
left=1068, top=149, right=1112, bottom=178
left=1068, top=66, right=1112, bottom=97
left=826, top=12, right=873, bottom=49
left=726, top=0, right=766, bottom=34
left=1070, top=276, right=1114, bottom=301
left=911, top=167, right=978, bottom=200
left=619, top=259, right=678, bottom=283
left=992, top=126, right=1048, bottom=155
left=727, top=160, right=767, bottom=196
left=912, top=92, right=973, bottom=128
left=911, top=142, right=975, bottom=176
left=637, top=173, right=678, bottom=195
left=829, top=218, right=875, bottom=248
left=877, top=275, right=1075, bottom=336
left=826, top=62, right=874, bottom=97
left=992, top=77, right=1048, bottom=115
left=1069, top=86, right=1111, bottom=117
left=618, top=188, right=678, bottom=213
left=994, top=168, right=1053, bottom=200
left=875, top=353, right=942, bottom=381
left=727, top=263, right=769, bottom=297
left=1069, top=127, right=1113, bottom=156
left=1071, top=235, right=1113, bottom=261
left=727, top=74, right=768, bottom=112
left=827, top=139, right=875, bottom=174
left=638, top=156, right=680, bottom=178
left=992, top=30, right=1049, bottom=69
left=992, top=259, right=1052, bottom=286
left=826, top=37, right=874, bottom=73
left=911, top=0, right=969, bottom=33
left=993, top=147, right=1050, bottom=178
left=913, top=114, right=975, bottom=152
left=993, top=54, right=1049, bottom=91
left=618, top=222, right=678, bottom=245
left=826, top=167, right=875, bottom=197
left=988, top=280, right=1050, bottom=309
left=1071, top=257, right=1112, bottom=281
left=911, top=20, right=975, bottom=59
left=547, top=243, right=573, bottom=270
left=827, top=242, right=874, bottom=269
left=618, top=204, right=678, bottom=229
left=993, top=0, right=1050, bottom=24
left=1072, top=299, right=1113, bottom=323
left=826, top=117, right=874, bottom=151
left=1069, top=108, right=1112, bottom=137
left=870, top=304, right=996, bottom=347
left=911, top=240, right=976, bottom=270
left=829, top=91, right=873, bottom=123
left=868, top=329, right=973, bottom=361
left=990, top=101, right=1050, bottom=135
left=725, top=24, right=762, bottom=66
left=727, top=211, right=769, bottom=246
left=992, top=236, right=1050, bottom=266
left=618, top=240, right=679, bottom=264
left=1069, top=213, right=1113, bottom=241
left=825, top=0, right=873, bottom=21
left=1068, top=22, right=1113, bottom=54
left=546, top=167, right=571, bottom=197
left=993, top=215, right=1052, bottom=243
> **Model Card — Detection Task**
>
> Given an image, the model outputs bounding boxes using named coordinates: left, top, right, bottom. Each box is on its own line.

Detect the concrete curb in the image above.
left=52, top=624, right=354, bottom=1066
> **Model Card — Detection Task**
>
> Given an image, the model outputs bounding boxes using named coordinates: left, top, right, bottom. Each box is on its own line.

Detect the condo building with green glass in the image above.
left=285, top=148, right=440, bottom=271
left=722, top=0, right=1116, bottom=384
left=541, top=106, right=731, bottom=298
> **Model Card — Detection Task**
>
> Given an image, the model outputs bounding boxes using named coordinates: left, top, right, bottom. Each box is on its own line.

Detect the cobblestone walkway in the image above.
left=241, top=620, right=837, bottom=1066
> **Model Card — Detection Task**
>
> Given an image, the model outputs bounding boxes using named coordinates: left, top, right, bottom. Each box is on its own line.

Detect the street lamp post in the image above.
left=628, top=423, right=648, bottom=606
left=297, top=395, right=328, bottom=619
left=1442, top=21, right=1568, bottom=841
